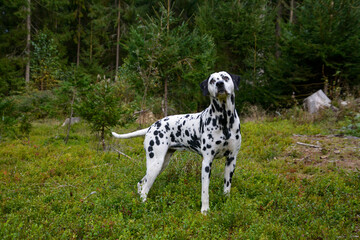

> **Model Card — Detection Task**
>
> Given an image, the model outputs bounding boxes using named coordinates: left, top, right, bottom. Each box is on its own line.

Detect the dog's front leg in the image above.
left=224, top=153, right=238, bottom=195
left=201, top=157, right=213, bottom=214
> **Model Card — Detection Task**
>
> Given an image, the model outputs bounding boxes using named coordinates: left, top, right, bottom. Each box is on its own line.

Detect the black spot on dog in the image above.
left=224, top=130, right=231, bottom=140
left=165, top=123, right=170, bottom=131
left=185, top=114, right=190, bottom=118
left=155, top=121, right=161, bottom=128
left=212, top=118, right=217, bottom=126
left=205, top=166, right=210, bottom=173
left=149, top=152, right=154, bottom=158
left=231, top=94, right=235, bottom=105
left=170, top=133, right=175, bottom=142
left=176, top=125, right=182, bottom=137
left=236, top=135, right=240, bottom=140
left=155, top=136, right=160, bottom=145
left=154, top=130, right=159, bottom=135
left=206, top=117, right=211, bottom=126
left=226, top=157, right=234, bottom=166
left=206, top=144, right=211, bottom=149
left=207, top=134, right=213, bottom=140
left=211, top=150, right=215, bottom=155
left=223, top=141, right=229, bottom=146
left=148, top=146, right=153, bottom=152
left=159, top=132, right=164, bottom=138
left=187, top=133, right=201, bottom=153
left=224, top=150, right=231, bottom=157
left=221, top=74, right=229, bottom=81
left=199, top=118, right=204, bottom=134
left=230, top=116, right=235, bottom=129
left=216, top=140, right=221, bottom=145
left=149, top=140, right=155, bottom=146
left=185, top=130, right=190, bottom=137
left=226, top=181, right=230, bottom=187
left=212, top=99, right=222, bottom=112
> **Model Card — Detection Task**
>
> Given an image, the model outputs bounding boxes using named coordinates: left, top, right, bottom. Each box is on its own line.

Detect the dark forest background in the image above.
left=1, top=0, right=360, bottom=123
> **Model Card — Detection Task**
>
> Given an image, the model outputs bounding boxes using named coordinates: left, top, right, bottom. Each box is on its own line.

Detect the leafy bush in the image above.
left=0, top=89, right=59, bottom=140
left=340, top=113, right=360, bottom=137
left=0, top=97, right=18, bottom=139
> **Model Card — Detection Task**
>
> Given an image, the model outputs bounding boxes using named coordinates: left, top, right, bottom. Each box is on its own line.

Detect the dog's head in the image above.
left=200, top=71, right=241, bottom=98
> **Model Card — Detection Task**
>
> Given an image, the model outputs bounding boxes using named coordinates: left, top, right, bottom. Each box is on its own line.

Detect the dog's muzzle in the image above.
left=216, top=81, right=228, bottom=97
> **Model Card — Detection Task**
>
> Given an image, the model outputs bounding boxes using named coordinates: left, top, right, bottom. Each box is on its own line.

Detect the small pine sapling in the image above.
left=77, top=77, right=124, bottom=150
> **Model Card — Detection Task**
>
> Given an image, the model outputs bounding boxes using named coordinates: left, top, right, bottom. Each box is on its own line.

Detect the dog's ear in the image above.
left=229, top=73, right=241, bottom=91
left=200, top=77, right=210, bottom=96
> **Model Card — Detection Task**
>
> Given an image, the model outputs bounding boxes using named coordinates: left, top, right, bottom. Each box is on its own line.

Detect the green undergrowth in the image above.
left=1, top=118, right=359, bottom=239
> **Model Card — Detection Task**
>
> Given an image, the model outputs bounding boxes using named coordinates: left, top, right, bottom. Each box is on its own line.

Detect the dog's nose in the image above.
left=216, top=81, right=225, bottom=88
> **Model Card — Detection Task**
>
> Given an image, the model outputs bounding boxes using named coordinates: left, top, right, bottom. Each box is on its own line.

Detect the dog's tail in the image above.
left=112, top=128, right=149, bottom=139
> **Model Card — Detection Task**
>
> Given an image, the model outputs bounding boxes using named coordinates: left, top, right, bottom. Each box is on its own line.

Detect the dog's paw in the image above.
left=223, top=189, right=231, bottom=196
left=201, top=207, right=209, bottom=215
left=140, top=194, right=147, bottom=202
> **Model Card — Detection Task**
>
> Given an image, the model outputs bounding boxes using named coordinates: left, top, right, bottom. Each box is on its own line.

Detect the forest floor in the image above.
left=1, top=115, right=359, bottom=239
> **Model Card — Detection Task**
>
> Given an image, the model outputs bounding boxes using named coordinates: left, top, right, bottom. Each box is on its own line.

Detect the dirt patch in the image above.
left=135, top=110, right=157, bottom=125
left=286, top=134, right=360, bottom=171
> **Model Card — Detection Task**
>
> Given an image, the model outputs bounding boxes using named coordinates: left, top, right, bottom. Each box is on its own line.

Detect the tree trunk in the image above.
left=164, top=77, right=168, bottom=117
left=101, top=126, right=106, bottom=151
left=163, top=0, right=170, bottom=117
left=289, top=0, right=294, bottom=24
left=65, top=89, right=76, bottom=144
left=76, top=4, right=81, bottom=67
left=25, top=0, right=31, bottom=84
left=90, top=22, right=93, bottom=63
left=167, top=0, right=170, bottom=33
left=253, top=32, right=257, bottom=83
left=115, top=0, right=121, bottom=76
left=275, top=0, right=282, bottom=58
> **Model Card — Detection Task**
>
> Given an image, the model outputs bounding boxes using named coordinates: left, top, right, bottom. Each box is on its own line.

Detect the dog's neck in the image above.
left=208, top=94, right=237, bottom=139
left=210, top=94, right=236, bottom=115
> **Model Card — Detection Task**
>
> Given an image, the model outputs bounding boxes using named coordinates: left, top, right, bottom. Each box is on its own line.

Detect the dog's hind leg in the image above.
left=138, top=147, right=170, bottom=202
left=160, top=150, right=175, bottom=173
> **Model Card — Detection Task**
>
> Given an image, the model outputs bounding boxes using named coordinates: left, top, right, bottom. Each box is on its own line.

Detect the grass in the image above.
left=1, top=117, right=359, bottom=239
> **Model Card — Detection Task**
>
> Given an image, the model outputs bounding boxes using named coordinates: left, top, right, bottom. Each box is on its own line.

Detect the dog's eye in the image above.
left=210, top=79, right=215, bottom=84
left=223, top=76, right=229, bottom=82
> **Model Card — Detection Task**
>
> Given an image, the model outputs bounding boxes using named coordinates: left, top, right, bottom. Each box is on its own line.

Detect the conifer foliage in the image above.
left=1, top=0, right=360, bottom=119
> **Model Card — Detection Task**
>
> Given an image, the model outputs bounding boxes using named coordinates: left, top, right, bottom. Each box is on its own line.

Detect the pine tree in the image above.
left=119, top=4, right=215, bottom=115
left=275, top=0, right=360, bottom=99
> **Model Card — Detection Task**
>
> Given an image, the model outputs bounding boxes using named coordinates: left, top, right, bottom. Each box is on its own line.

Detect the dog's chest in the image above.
left=200, top=119, right=241, bottom=158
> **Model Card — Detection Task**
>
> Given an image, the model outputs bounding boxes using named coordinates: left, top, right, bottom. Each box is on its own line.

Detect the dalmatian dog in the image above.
left=112, top=71, right=241, bottom=214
